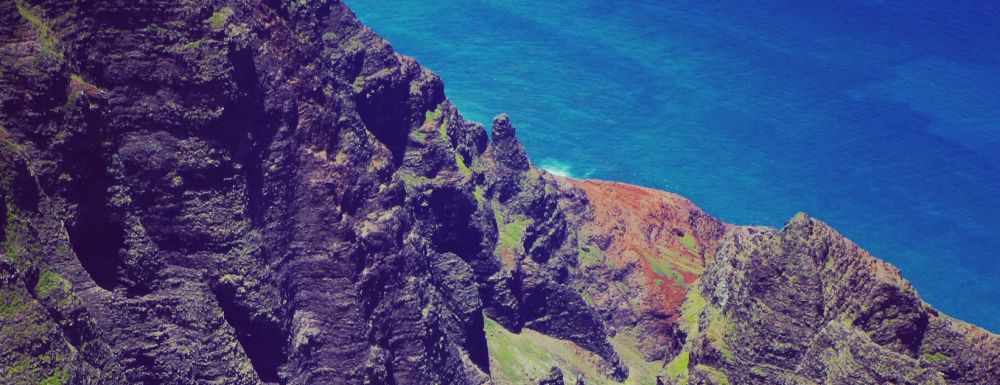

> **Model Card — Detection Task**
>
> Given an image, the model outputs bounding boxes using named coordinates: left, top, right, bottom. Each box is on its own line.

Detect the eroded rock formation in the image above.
left=0, top=1, right=995, bottom=385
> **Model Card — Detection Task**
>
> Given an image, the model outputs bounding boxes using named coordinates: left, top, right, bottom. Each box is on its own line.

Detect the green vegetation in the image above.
left=70, top=74, right=94, bottom=89
left=663, top=345, right=731, bottom=385
left=219, top=274, right=242, bottom=286
left=922, top=352, right=949, bottom=363
left=35, top=269, right=69, bottom=297
left=655, top=245, right=705, bottom=276
left=824, top=253, right=838, bottom=271
left=640, top=243, right=704, bottom=289
left=171, top=38, right=207, bottom=52
left=610, top=332, right=665, bottom=385
left=343, top=34, right=366, bottom=52
left=679, top=232, right=699, bottom=255
left=15, top=0, right=62, bottom=59
left=683, top=290, right=734, bottom=361
left=3, top=233, right=26, bottom=263
left=681, top=283, right=707, bottom=331
left=352, top=76, right=365, bottom=93
left=410, top=130, right=427, bottom=143
left=63, top=74, right=99, bottom=108
left=645, top=253, right=686, bottom=287
left=370, top=67, right=397, bottom=81
left=664, top=351, right=690, bottom=384
left=207, top=7, right=233, bottom=28
left=486, top=317, right=662, bottom=385
left=473, top=186, right=486, bottom=205
left=334, top=151, right=349, bottom=165
left=704, top=312, right=734, bottom=360
left=4, top=359, right=70, bottom=385
left=695, top=364, right=731, bottom=385
left=7, top=358, right=29, bottom=377
left=39, top=370, right=68, bottom=385
left=3, top=204, right=27, bottom=264
left=399, top=172, right=432, bottom=189
left=485, top=317, right=544, bottom=383
left=423, top=105, right=443, bottom=128
left=493, top=207, right=531, bottom=256
left=666, top=283, right=736, bottom=385
left=37, top=364, right=72, bottom=385
left=455, top=153, right=471, bottom=176
left=0, top=288, right=26, bottom=318
left=438, top=118, right=449, bottom=141
left=576, top=244, right=605, bottom=268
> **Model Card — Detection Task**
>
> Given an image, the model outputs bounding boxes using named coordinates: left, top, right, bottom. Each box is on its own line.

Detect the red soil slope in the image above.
left=568, top=179, right=730, bottom=357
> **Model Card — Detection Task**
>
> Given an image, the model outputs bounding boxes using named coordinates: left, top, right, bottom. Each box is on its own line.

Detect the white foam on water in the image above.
left=538, top=158, right=575, bottom=178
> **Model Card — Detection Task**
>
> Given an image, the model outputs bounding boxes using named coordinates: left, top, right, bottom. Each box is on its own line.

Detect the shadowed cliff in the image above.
left=0, top=1, right=996, bottom=385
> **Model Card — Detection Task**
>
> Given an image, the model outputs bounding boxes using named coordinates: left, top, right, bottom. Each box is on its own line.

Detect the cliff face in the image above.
left=660, top=215, right=1000, bottom=385
left=0, top=1, right=995, bottom=385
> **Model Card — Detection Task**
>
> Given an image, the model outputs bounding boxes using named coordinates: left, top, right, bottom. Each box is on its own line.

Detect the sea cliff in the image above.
left=0, top=1, right=996, bottom=384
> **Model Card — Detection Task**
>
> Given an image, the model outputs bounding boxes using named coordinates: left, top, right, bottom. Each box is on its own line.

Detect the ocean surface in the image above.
left=347, top=0, right=1000, bottom=331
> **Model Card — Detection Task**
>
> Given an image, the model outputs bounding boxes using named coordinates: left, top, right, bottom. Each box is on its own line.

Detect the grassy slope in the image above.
left=485, top=317, right=662, bottom=385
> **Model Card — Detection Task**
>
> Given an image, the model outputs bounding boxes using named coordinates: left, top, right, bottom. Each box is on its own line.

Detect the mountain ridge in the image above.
left=0, top=1, right=996, bottom=384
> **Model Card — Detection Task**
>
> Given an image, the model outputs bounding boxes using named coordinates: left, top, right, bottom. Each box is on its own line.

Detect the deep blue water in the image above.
left=347, top=0, right=1000, bottom=331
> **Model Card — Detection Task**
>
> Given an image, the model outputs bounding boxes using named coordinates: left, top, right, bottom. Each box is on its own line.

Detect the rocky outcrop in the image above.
left=0, top=1, right=996, bottom=385
left=0, top=0, right=622, bottom=384
left=660, top=214, right=1000, bottom=385
left=538, top=367, right=565, bottom=385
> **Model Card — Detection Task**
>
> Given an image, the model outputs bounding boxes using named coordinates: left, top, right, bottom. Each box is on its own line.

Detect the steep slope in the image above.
left=661, top=214, right=1000, bottom=385
left=565, top=179, right=728, bottom=361
left=0, top=1, right=996, bottom=385
left=0, top=0, right=622, bottom=383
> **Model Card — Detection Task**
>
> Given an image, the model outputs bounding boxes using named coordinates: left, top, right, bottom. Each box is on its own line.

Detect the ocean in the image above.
left=346, top=0, right=1000, bottom=332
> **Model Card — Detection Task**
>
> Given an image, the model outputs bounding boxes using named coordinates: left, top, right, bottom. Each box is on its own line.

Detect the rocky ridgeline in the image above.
left=656, top=214, right=1000, bottom=385
left=0, top=1, right=996, bottom=385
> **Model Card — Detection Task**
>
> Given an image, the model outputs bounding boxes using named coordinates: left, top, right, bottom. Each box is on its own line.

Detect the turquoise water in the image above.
left=347, top=1, right=1000, bottom=331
